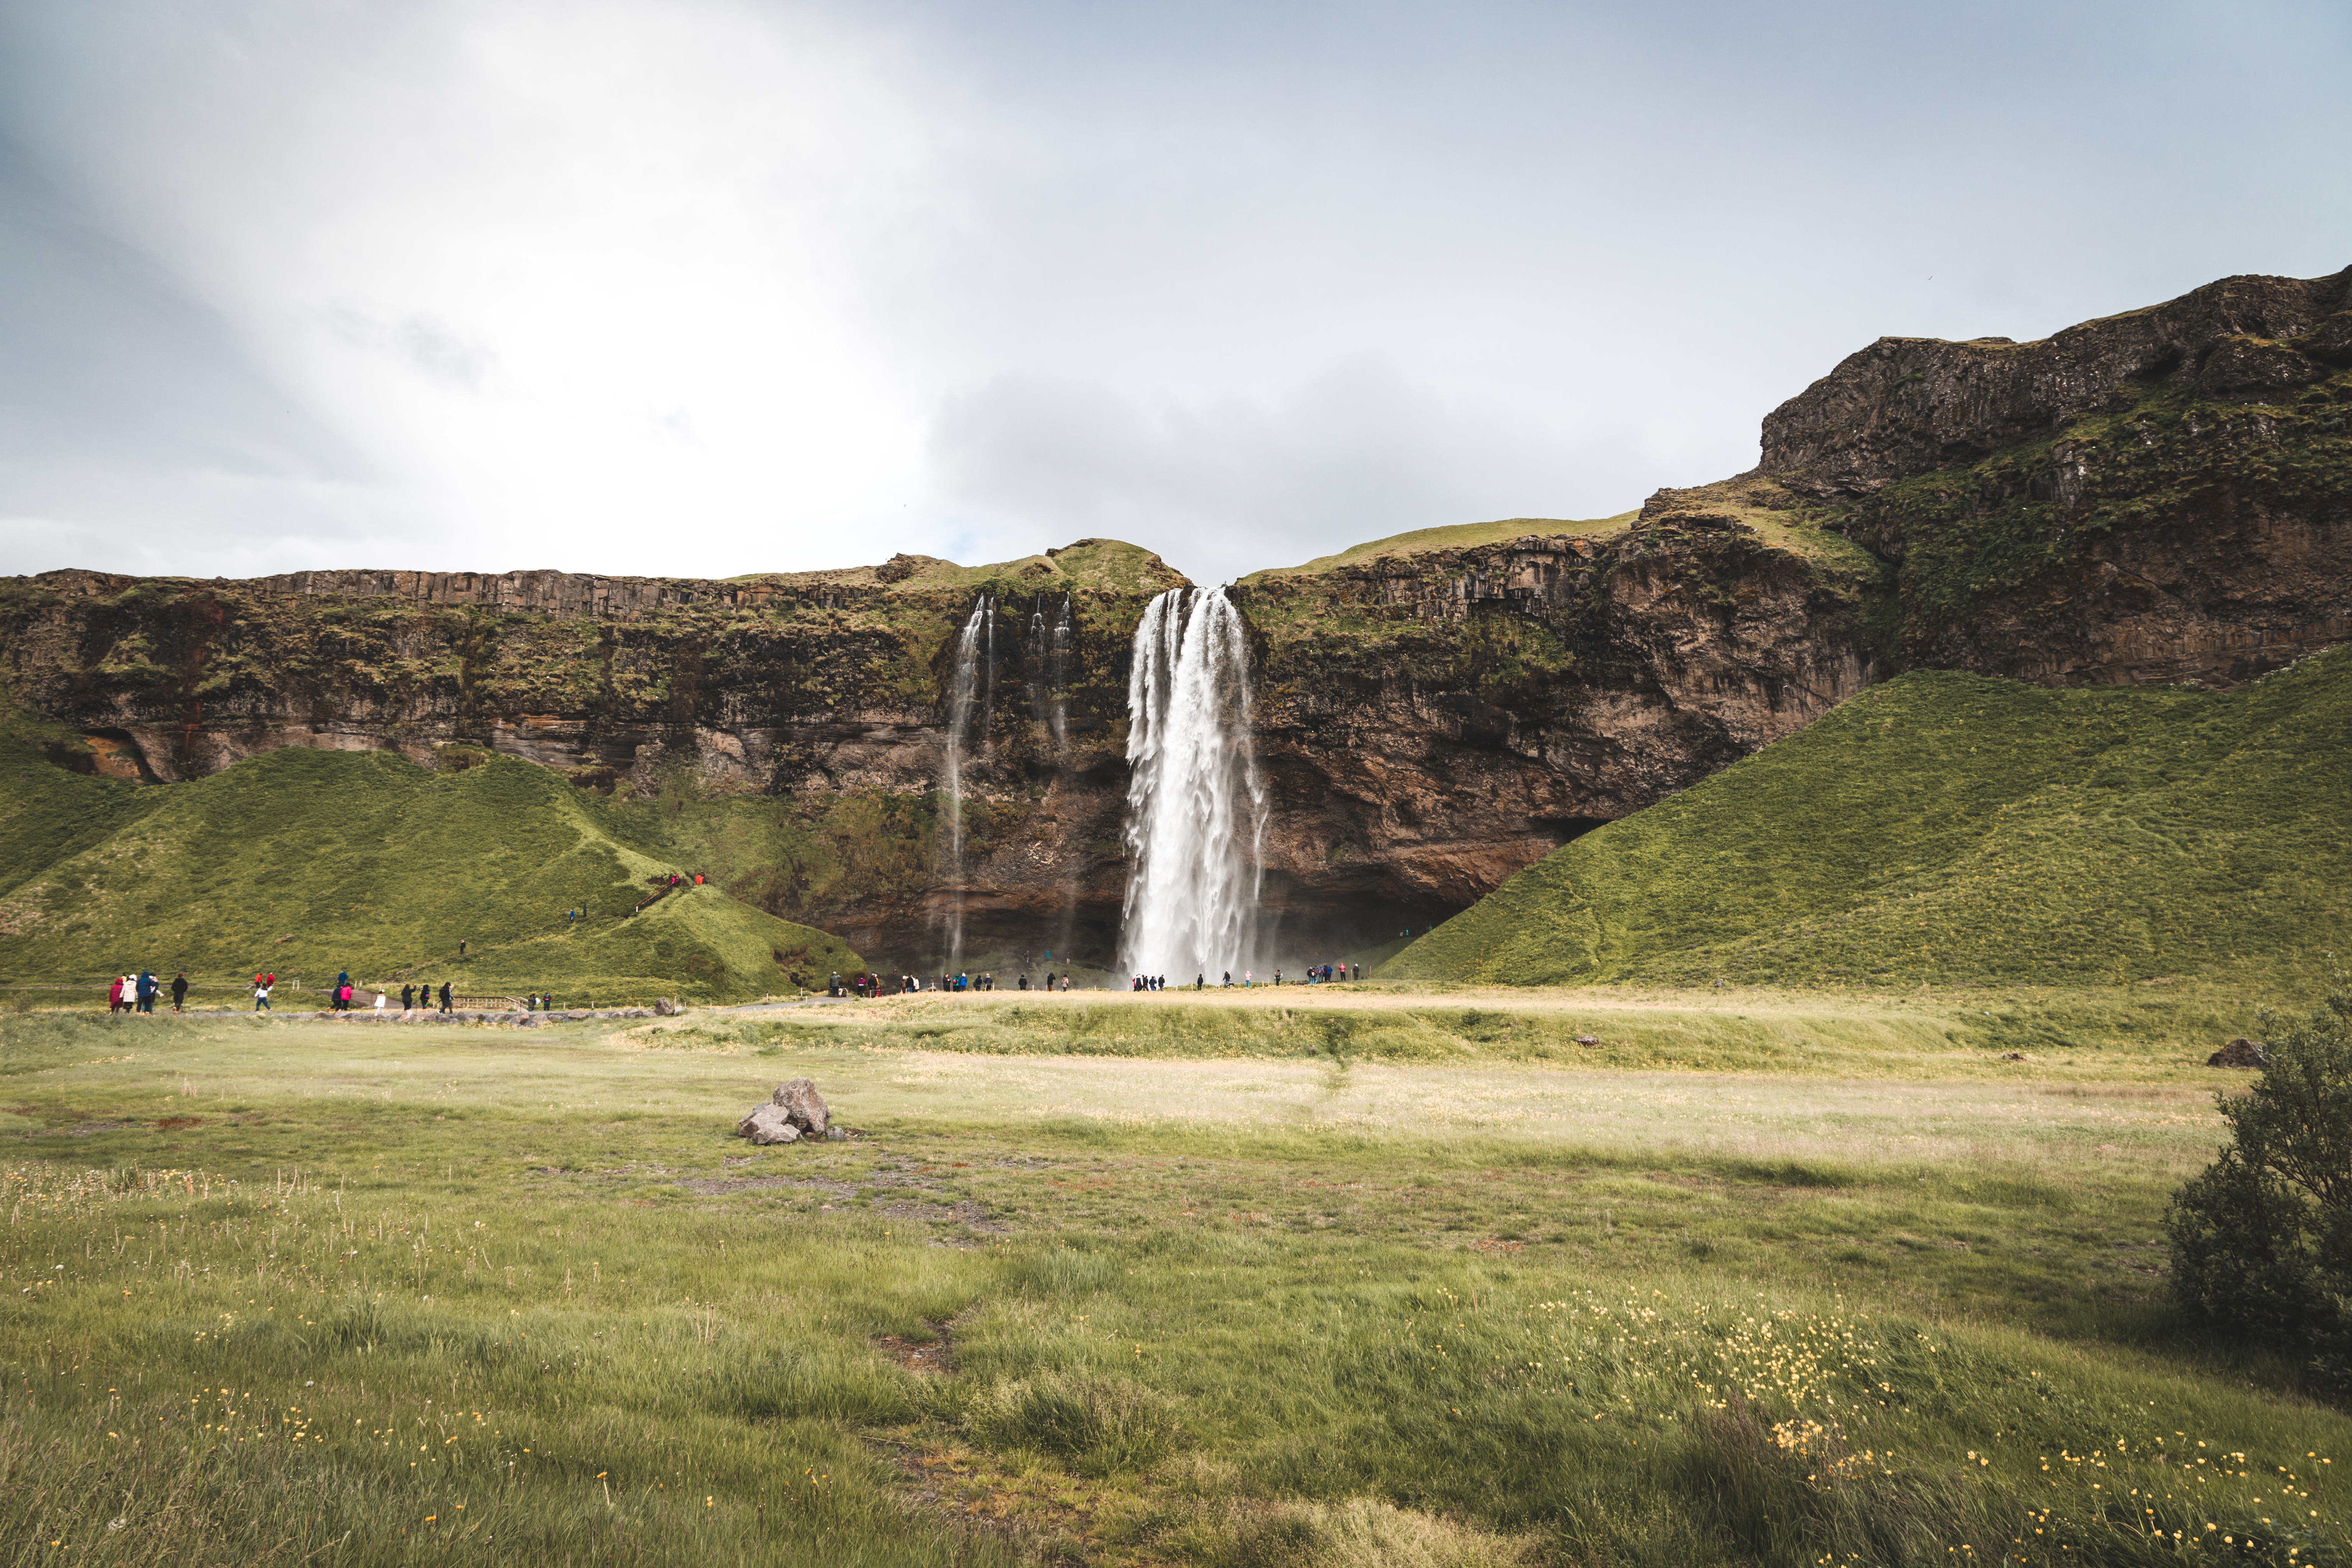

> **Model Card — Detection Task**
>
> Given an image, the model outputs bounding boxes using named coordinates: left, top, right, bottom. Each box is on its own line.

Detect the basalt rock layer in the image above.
left=1758, top=265, right=2352, bottom=686
left=1231, top=507, right=1882, bottom=948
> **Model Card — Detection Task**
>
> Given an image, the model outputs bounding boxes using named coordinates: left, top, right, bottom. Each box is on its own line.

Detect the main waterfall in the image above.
left=940, top=596, right=990, bottom=969
left=1118, top=588, right=1266, bottom=978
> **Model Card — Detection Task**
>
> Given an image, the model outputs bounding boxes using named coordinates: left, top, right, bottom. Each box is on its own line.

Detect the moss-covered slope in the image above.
left=1384, top=644, right=2352, bottom=990
left=0, top=742, right=860, bottom=1002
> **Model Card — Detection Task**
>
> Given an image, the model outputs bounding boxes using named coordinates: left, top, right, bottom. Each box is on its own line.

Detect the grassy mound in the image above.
left=0, top=742, right=860, bottom=1003
left=1385, top=645, right=2352, bottom=991
left=1244, top=512, right=1636, bottom=580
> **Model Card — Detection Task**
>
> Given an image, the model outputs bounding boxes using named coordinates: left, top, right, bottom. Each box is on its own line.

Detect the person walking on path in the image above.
left=253, top=979, right=272, bottom=1012
left=400, top=983, right=415, bottom=1010
left=107, top=975, right=124, bottom=1013
left=438, top=981, right=453, bottom=1013
left=170, top=972, right=187, bottom=1012
left=138, top=970, right=157, bottom=1013
left=374, top=989, right=387, bottom=1011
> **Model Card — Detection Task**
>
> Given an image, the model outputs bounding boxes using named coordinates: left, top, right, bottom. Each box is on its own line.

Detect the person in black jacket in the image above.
left=438, top=981, right=453, bottom=1013
left=400, top=983, right=415, bottom=1010
left=170, top=972, right=188, bottom=1012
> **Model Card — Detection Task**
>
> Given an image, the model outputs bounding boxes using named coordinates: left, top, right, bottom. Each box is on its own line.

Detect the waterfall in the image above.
left=1030, top=595, right=1074, bottom=754
left=1119, top=588, right=1266, bottom=978
left=941, top=596, right=989, bottom=968
left=1050, top=596, right=1073, bottom=753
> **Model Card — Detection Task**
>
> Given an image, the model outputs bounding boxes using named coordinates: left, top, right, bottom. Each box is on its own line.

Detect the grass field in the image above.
left=5, top=989, right=2344, bottom=1566
left=1384, top=645, right=2352, bottom=995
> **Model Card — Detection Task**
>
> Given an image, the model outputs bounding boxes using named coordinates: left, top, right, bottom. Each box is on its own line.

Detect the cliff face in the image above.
left=0, top=519, right=1880, bottom=963
left=0, top=543, right=1184, bottom=962
left=1757, top=266, right=2352, bottom=687
left=5, top=266, right=2344, bottom=967
left=1231, top=501, right=1881, bottom=947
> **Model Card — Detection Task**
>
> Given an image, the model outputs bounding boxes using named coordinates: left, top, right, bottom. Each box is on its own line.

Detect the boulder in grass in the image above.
left=738, top=1104, right=801, bottom=1144
left=2208, top=1038, right=2269, bottom=1068
left=772, top=1078, right=830, bottom=1137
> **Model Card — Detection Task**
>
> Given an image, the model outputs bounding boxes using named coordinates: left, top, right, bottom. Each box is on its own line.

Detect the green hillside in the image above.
left=1245, top=512, right=1636, bottom=580
left=1385, top=645, right=2352, bottom=991
left=0, top=741, right=860, bottom=1005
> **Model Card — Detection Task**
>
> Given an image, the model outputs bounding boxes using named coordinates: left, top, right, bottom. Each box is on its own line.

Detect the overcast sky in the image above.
left=1, top=0, right=2345, bottom=587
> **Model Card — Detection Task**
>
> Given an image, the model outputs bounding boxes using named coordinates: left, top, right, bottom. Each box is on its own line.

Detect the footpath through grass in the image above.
left=5, top=996, right=2349, bottom=1566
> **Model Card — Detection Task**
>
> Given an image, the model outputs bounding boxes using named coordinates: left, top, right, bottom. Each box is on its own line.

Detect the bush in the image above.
left=965, top=1371, right=1183, bottom=1475
left=2166, top=982, right=2352, bottom=1371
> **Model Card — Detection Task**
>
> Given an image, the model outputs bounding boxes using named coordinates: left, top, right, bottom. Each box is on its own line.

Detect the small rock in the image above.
left=2002, top=1052, right=2026, bottom=1062
left=1575, top=1035, right=1600, bottom=1047
left=2208, top=1038, right=2268, bottom=1068
left=772, top=1078, right=830, bottom=1137
left=737, top=1104, right=800, bottom=1145
left=654, top=998, right=679, bottom=1016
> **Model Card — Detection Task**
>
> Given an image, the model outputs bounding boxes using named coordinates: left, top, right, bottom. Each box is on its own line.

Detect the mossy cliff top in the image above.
left=731, top=537, right=1186, bottom=598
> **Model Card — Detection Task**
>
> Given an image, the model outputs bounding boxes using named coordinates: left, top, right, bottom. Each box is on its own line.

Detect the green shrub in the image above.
left=965, top=1371, right=1184, bottom=1475
left=2166, top=982, right=2352, bottom=1371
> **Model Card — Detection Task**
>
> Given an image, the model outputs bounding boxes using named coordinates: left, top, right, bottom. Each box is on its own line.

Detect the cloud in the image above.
left=329, top=308, right=500, bottom=392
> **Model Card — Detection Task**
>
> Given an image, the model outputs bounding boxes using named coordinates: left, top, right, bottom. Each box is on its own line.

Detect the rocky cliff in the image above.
left=1755, top=266, right=2352, bottom=686
left=5, top=266, right=2344, bottom=967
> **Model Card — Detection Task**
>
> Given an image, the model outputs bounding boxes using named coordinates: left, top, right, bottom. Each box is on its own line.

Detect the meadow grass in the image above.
left=5, top=995, right=2348, bottom=1565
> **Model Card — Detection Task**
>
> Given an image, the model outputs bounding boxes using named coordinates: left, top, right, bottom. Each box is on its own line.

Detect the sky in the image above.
left=0, top=0, right=2346, bottom=588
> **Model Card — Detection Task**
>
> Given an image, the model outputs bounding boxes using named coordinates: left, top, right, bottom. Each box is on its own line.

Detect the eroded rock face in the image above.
left=1233, top=499, right=1879, bottom=940
left=1753, top=266, right=2352, bottom=691
left=1761, top=269, right=2352, bottom=497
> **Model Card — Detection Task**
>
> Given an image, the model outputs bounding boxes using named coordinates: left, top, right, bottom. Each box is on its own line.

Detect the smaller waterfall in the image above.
left=1028, top=595, right=1075, bottom=754
left=941, top=596, right=990, bottom=968
left=1050, top=596, right=1073, bottom=754
left=1119, top=588, right=1266, bottom=978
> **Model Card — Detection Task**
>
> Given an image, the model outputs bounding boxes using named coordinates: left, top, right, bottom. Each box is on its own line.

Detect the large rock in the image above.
left=737, top=1104, right=800, bottom=1144
left=736, top=1078, right=830, bottom=1145
left=772, top=1078, right=830, bottom=1137
left=2208, top=1038, right=2269, bottom=1068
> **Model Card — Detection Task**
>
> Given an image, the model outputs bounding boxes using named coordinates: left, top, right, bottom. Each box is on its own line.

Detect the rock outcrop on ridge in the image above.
left=1754, top=266, right=2352, bottom=686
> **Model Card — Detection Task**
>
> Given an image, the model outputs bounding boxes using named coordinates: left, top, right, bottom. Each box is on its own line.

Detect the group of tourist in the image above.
left=1127, top=963, right=1362, bottom=991
left=829, top=970, right=1074, bottom=997
left=106, top=970, right=188, bottom=1013
left=103, top=964, right=560, bottom=1016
